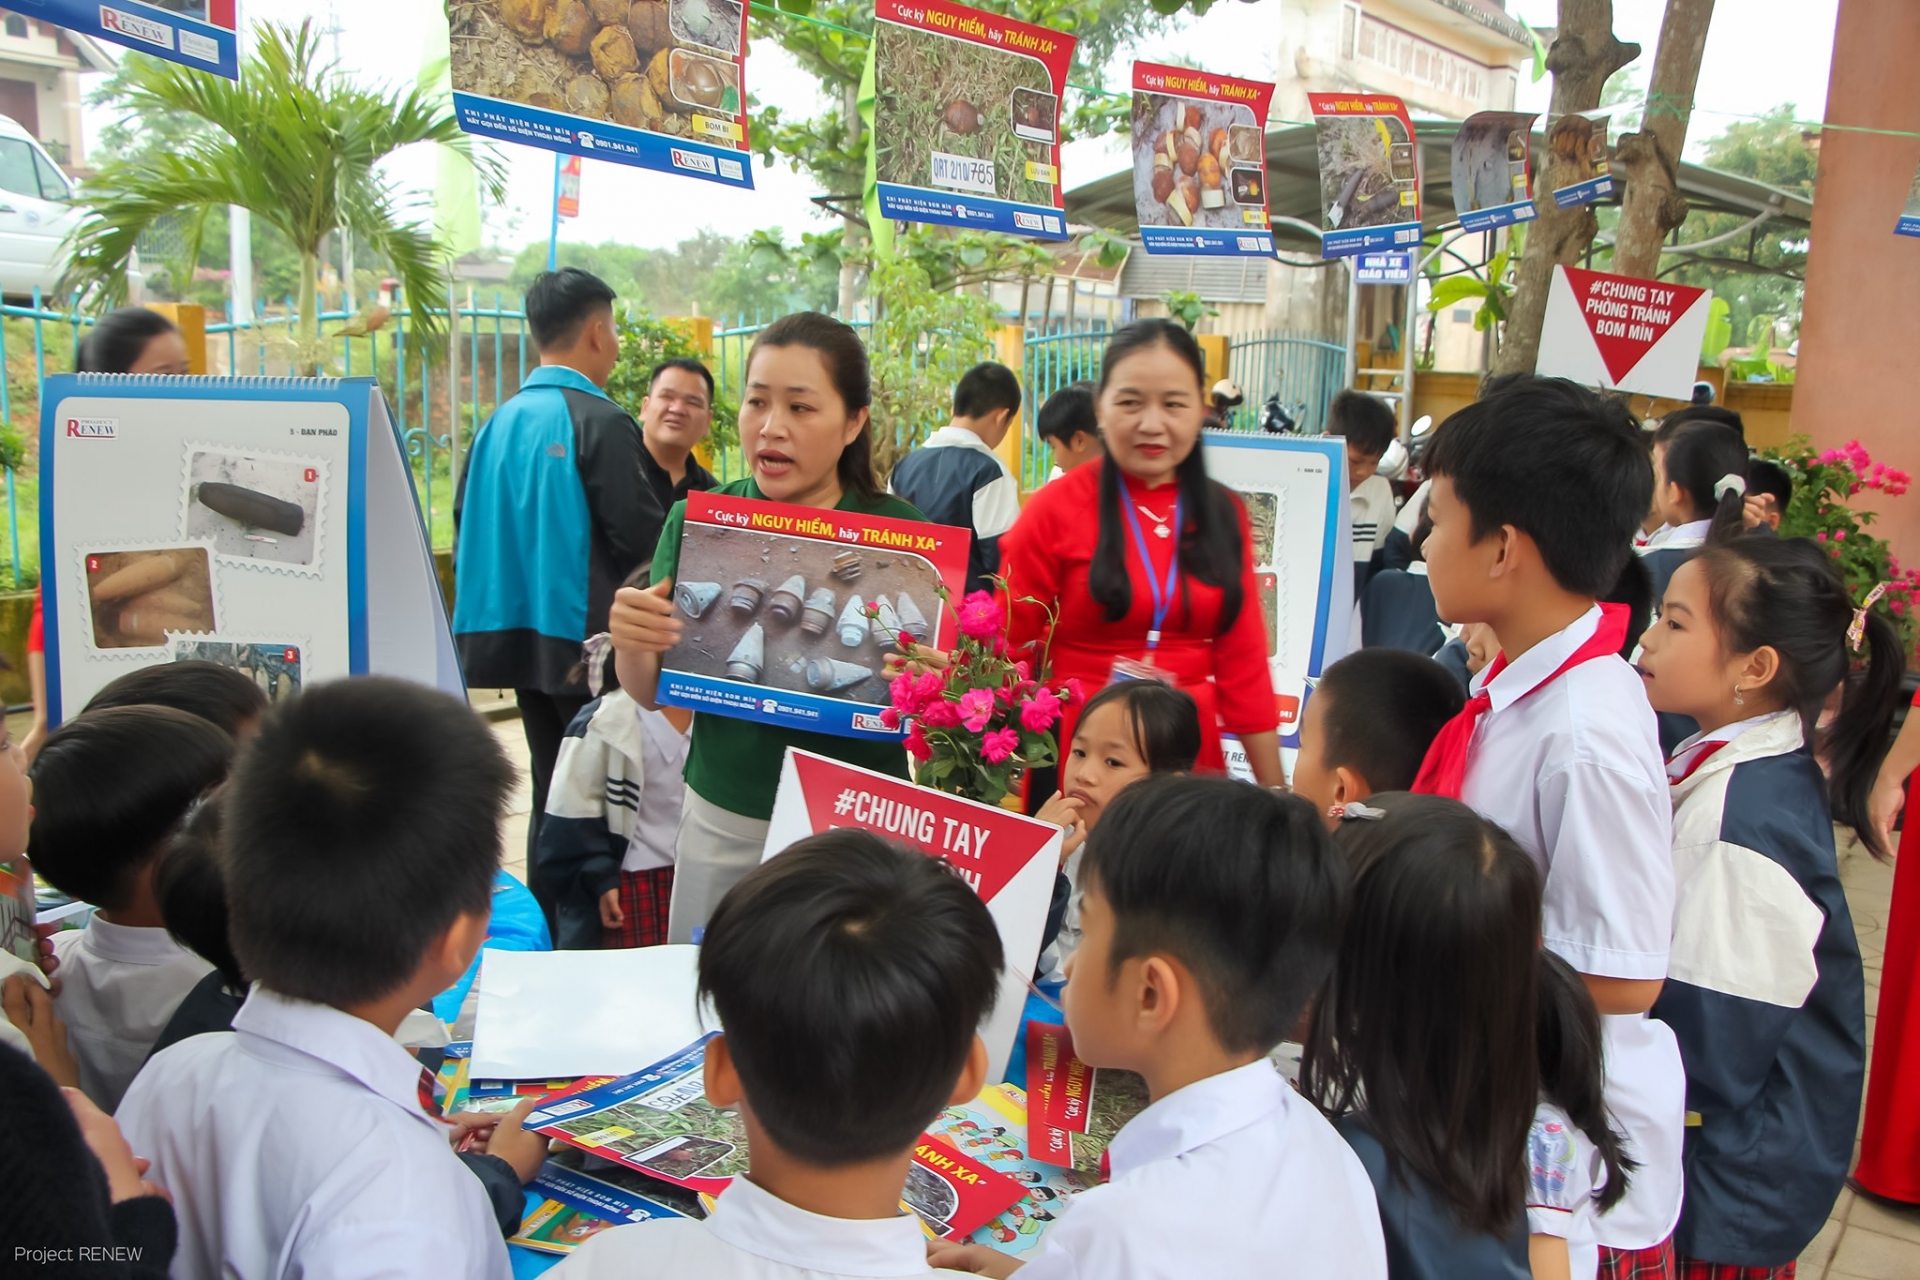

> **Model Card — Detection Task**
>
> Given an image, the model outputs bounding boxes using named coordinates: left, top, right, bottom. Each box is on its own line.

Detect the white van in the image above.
left=0, top=115, right=141, bottom=304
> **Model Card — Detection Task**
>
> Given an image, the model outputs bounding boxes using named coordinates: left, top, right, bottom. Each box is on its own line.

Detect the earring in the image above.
left=1326, top=803, right=1346, bottom=820
left=1733, top=685, right=1745, bottom=706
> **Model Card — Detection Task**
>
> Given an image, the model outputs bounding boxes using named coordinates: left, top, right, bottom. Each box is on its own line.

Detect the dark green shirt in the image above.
left=649, top=478, right=928, bottom=819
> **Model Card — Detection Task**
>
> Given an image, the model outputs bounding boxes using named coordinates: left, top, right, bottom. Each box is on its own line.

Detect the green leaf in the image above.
left=1426, top=276, right=1493, bottom=312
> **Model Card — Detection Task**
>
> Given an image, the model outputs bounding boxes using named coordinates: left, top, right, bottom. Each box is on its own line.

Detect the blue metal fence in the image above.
left=1224, top=329, right=1348, bottom=436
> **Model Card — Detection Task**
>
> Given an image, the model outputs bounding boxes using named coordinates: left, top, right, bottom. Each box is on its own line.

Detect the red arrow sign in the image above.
left=1561, top=267, right=1707, bottom=385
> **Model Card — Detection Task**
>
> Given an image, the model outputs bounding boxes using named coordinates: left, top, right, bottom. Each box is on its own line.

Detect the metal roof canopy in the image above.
left=1066, top=118, right=1814, bottom=256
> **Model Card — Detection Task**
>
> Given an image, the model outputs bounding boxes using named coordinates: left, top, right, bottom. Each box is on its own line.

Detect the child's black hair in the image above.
left=698, top=829, right=1003, bottom=1167
left=1536, top=949, right=1632, bottom=1213
left=1693, top=537, right=1904, bottom=860
left=1661, top=420, right=1749, bottom=544
left=1081, top=776, right=1347, bottom=1054
left=152, top=788, right=244, bottom=990
left=29, top=707, right=234, bottom=911
left=223, top=678, right=513, bottom=1006
left=1424, top=375, right=1651, bottom=597
left=1746, top=457, right=1793, bottom=514
left=1653, top=404, right=1745, bottom=444
left=1071, top=680, right=1202, bottom=773
left=525, top=267, right=616, bottom=350
left=953, top=361, right=1023, bottom=420
left=1602, top=554, right=1656, bottom=661
left=1310, top=650, right=1465, bottom=792
left=1330, top=390, right=1397, bottom=460
left=82, top=660, right=270, bottom=739
left=1302, top=792, right=1542, bottom=1238
left=1035, top=381, right=1097, bottom=445
left=77, top=307, right=179, bottom=374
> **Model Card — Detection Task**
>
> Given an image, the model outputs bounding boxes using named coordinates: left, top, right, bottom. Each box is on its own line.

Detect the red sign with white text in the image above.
left=1536, top=266, right=1713, bottom=399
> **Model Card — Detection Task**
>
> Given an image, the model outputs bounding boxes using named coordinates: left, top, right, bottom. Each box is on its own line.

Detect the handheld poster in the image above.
left=1129, top=61, right=1275, bottom=257
left=1535, top=266, right=1712, bottom=400
left=1309, top=93, right=1422, bottom=257
left=1451, top=110, right=1540, bottom=232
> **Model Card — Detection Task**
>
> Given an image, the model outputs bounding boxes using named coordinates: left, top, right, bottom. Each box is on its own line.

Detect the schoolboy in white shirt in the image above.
left=1415, top=376, right=1685, bottom=1270
left=1331, top=390, right=1398, bottom=584
left=552, top=829, right=1003, bottom=1280
left=932, top=777, right=1386, bottom=1280
left=118, top=679, right=528, bottom=1280
left=30, top=706, right=234, bottom=1110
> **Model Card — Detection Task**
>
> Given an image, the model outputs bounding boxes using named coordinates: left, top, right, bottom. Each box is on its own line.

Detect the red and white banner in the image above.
left=765, top=749, right=1061, bottom=1080
left=1536, top=266, right=1712, bottom=400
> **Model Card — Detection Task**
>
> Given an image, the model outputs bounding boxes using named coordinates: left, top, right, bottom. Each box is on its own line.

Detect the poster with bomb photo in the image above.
left=1451, top=110, right=1540, bottom=233
left=871, top=0, right=1075, bottom=241
left=1547, top=111, right=1614, bottom=209
left=1128, top=62, right=1275, bottom=257
left=448, top=0, right=753, bottom=190
left=1309, top=93, right=1422, bottom=257
left=656, top=492, right=970, bottom=739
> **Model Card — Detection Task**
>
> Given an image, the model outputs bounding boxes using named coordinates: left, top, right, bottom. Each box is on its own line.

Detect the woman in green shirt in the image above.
left=610, top=312, right=927, bottom=941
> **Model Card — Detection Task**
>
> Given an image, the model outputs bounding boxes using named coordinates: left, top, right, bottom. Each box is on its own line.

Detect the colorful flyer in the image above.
left=528, top=1034, right=1028, bottom=1239
left=1308, top=93, right=1422, bottom=258
left=40, top=0, right=237, bottom=78
left=763, top=749, right=1061, bottom=1082
left=1026, top=1023, right=1149, bottom=1177
left=1451, top=110, right=1540, bottom=232
left=1547, top=111, right=1615, bottom=209
left=1899, top=163, right=1920, bottom=238
left=509, top=1159, right=689, bottom=1254
left=870, top=0, right=1075, bottom=241
left=1128, top=62, right=1274, bottom=257
left=447, top=0, right=753, bottom=190
left=926, top=1083, right=1098, bottom=1257
left=0, top=854, right=35, bottom=966
left=1536, top=266, right=1712, bottom=400
left=658, top=492, right=969, bottom=740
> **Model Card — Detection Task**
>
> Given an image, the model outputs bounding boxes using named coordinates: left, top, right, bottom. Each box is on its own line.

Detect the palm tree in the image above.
left=65, top=21, right=505, bottom=364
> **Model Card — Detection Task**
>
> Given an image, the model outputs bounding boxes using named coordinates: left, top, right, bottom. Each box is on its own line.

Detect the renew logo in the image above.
left=65, top=417, right=117, bottom=439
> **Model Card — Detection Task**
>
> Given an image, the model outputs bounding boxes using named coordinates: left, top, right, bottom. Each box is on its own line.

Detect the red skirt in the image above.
left=1599, top=1240, right=1675, bottom=1280
left=603, top=866, right=674, bottom=949
left=1856, top=774, right=1920, bottom=1201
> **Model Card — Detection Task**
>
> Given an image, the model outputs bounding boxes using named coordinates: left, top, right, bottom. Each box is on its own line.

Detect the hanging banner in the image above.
left=447, top=0, right=753, bottom=191
left=1451, top=110, right=1539, bottom=233
left=39, top=0, right=237, bottom=79
left=1899, top=163, right=1920, bottom=238
left=870, top=0, right=1075, bottom=241
left=1547, top=111, right=1614, bottom=209
left=557, top=156, right=582, bottom=219
left=1128, top=62, right=1274, bottom=257
left=1308, top=94, right=1422, bottom=258
left=1536, top=266, right=1712, bottom=400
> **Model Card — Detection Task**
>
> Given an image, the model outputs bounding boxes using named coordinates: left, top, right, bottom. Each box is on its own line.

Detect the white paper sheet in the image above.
left=468, top=945, right=708, bottom=1080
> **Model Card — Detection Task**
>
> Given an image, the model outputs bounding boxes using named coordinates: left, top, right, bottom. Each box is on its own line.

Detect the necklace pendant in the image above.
left=1153, top=524, right=1171, bottom=538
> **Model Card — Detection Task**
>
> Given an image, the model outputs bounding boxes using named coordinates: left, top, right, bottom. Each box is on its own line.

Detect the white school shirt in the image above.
left=1349, top=473, right=1396, bottom=563
left=116, top=988, right=512, bottom=1280
left=1458, top=606, right=1684, bottom=1250
left=1015, top=1061, right=1387, bottom=1280
left=52, top=916, right=212, bottom=1111
left=1529, top=1102, right=1605, bottom=1280
left=552, top=1173, right=976, bottom=1280
left=626, top=706, right=691, bottom=872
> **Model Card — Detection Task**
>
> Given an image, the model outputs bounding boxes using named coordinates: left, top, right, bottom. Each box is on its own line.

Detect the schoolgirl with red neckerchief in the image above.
left=1635, top=538, right=1895, bottom=1278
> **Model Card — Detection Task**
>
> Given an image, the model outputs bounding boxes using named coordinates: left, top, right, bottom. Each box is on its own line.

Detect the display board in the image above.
left=1128, top=61, right=1275, bottom=258
left=40, top=375, right=461, bottom=722
left=1535, top=266, right=1712, bottom=400
left=1308, top=93, right=1422, bottom=258
left=1451, top=110, right=1540, bottom=232
left=764, top=748, right=1060, bottom=1082
left=870, top=0, right=1074, bottom=241
left=40, top=0, right=237, bottom=79
left=447, top=0, right=754, bottom=190
left=1202, top=432, right=1351, bottom=748
left=1547, top=111, right=1615, bottom=209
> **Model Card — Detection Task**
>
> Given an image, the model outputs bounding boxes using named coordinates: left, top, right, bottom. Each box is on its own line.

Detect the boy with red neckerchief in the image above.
left=1415, top=376, right=1685, bottom=1280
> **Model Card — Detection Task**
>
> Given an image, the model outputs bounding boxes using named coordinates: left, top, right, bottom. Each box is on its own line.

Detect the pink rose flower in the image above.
left=956, top=592, right=1005, bottom=641
left=890, top=674, right=926, bottom=714
left=905, top=724, right=933, bottom=762
left=922, top=699, right=962, bottom=729
left=915, top=671, right=947, bottom=703
left=1065, top=678, right=1087, bottom=707
left=1019, top=688, right=1063, bottom=733
left=880, top=707, right=902, bottom=730
left=982, top=727, right=1020, bottom=764
left=958, top=687, right=997, bottom=733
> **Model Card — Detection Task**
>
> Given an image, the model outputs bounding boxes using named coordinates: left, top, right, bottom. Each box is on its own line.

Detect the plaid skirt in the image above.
left=1599, top=1239, right=1676, bottom=1280
left=604, top=866, right=675, bottom=949
left=1675, top=1259, right=1794, bottom=1280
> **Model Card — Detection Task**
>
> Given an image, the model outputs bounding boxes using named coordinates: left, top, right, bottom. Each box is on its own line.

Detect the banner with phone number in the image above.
left=1130, top=62, right=1275, bottom=258
left=1308, top=93, right=1422, bottom=258
left=43, top=0, right=237, bottom=79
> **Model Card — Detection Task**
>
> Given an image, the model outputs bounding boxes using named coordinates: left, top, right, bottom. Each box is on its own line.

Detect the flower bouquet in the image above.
left=881, top=589, right=1079, bottom=807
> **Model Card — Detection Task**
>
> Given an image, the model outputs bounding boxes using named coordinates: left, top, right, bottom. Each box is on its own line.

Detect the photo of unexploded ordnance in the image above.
left=170, top=638, right=304, bottom=703
left=663, top=524, right=946, bottom=703
left=1315, top=111, right=1416, bottom=232
left=1129, top=92, right=1262, bottom=233
left=1451, top=111, right=1538, bottom=217
left=84, top=547, right=215, bottom=650
left=668, top=0, right=741, bottom=54
left=184, top=448, right=323, bottom=570
left=668, top=48, right=739, bottom=115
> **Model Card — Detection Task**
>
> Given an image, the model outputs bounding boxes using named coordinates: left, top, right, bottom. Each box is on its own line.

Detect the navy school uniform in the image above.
left=1360, top=565, right=1446, bottom=657
left=1652, top=711, right=1865, bottom=1266
left=1335, top=1114, right=1531, bottom=1280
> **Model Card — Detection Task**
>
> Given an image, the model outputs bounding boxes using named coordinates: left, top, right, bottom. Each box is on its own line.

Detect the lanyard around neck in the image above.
left=1120, top=492, right=1181, bottom=649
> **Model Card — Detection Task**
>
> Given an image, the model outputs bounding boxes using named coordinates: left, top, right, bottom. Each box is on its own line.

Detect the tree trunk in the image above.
left=838, top=80, right=864, bottom=317
left=1610, top=0, right=1715, bottom=279
left=296, top=248, right=320, bottom=377
left=1492, top=0, right=1640, bottom=377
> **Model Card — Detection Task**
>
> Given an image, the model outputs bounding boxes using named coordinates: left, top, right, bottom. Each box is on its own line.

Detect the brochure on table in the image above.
left=658, top=492, right=969, bottom=740
left=42, top=0, right=237, bottom=79
left=1535, top=266, right=1712, bottom=400
left=39, top=374, right=461, bottom=724
left=927, top=1082, right=1098, bottom=1256
left=1308, top=93, right=1422, bottom=257
left=447, top=0, right=753, bottom=190
left=1202, top=432, right=1351, bottom=750
left=870, top=0, right=1074, bottom=241
left=1451, top=110, right=1540, bottom=232
left=1129, top=61, right=1275, bottom=258
left=1547, top=111, right=1615, bottom=209
left=510, top=1159, right=690, bottom=1255
left=764, top=748, right=1060, bottom=1081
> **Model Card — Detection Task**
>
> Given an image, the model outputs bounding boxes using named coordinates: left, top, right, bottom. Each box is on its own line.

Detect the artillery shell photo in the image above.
left=183, top=448, right=325, bottom=572
left=83, top=546, right=216, bottom=651
left=169, top=637, right=305, bottom=704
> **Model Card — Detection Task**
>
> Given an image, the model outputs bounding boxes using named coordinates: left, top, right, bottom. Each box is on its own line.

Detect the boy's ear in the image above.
left=947, top=1034, right=990, bottom=1106
left=704, top=1033, right=744, bottom=1109
left=1136, top=955, right=1183, bottom=1038
left=1487, top=524, right=1524, bottom=580
left=1334, top=765, right=1368, bottom=807
left=431, top=909, right=490, bottom=985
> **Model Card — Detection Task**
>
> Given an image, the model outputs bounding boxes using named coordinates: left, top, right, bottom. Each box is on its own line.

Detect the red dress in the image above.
left=998, top=459, right=1277, bottom=774
left=1857, top=685, right=1920, bottom=1201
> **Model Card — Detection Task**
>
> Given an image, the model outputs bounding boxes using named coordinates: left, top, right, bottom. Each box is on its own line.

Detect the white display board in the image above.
left=40, top=374, right=460, bottom=721
left=1536, top=265, right=1713, bottom=400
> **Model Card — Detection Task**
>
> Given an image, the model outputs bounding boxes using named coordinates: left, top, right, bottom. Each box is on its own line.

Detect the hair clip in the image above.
left=1712, top=473, right=1747, bottom=501
left=582, top=632, right=614, bottom=698
left=1332, top=801, right=1386, bottom=822
left=1848, top=583, right=1887, bottom=653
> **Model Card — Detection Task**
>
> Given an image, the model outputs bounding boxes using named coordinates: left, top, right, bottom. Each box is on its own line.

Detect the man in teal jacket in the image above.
left=454, top=268, right=664, bottom=911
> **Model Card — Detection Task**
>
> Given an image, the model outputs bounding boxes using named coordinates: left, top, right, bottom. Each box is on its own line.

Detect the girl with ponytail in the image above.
left=1638, top=420, right=1750, bottom=610
left=1633, top=536, right=1895, bottom=1275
